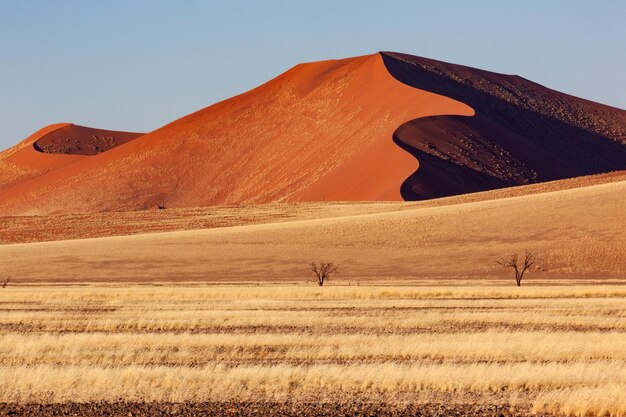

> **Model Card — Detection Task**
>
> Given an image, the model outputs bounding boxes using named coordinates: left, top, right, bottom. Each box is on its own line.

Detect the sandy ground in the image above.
left=0, top=171, right=622, bottom=245
left=0, top=174, right=623, bottom=283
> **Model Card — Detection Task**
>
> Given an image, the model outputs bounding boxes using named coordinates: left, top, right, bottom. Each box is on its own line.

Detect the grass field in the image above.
left=1, top=284, right=624, bottom=416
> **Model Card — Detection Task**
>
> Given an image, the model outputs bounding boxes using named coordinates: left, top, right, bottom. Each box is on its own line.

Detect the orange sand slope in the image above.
left=0, top=51, right=625, bottom=214
left=0, top=124, right=143, bottom=192
left=1, top=174, right=623, bottom=283
left=0, top=53, right=472, bottom=214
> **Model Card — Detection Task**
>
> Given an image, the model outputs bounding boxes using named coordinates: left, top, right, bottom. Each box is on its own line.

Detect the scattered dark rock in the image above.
left=0, top=402, right=553, bottom=417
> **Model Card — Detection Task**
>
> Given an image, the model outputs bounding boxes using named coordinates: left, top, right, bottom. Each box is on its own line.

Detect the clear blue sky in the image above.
left=1, top=0, right=625, bottom=149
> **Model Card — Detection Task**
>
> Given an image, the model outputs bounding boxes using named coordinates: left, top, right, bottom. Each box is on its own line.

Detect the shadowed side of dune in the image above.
left=391, top=117, right=511, bottom=200
left=33, top=124, right=144, bottom=155
left=381, top=52, right=626, bottom=200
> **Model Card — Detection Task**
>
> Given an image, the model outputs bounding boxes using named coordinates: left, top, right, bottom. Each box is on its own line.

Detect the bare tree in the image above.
left=310, top=261, right=339, bottom=286
left=495, top=251, right=536, bottom=286
left=1, top=276, right=9, bottom=289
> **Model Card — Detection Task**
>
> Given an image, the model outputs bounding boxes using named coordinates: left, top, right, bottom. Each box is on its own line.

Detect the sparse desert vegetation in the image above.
left=0, top=284, right=624, bottom=416
left=310, top=261, right=339, bottom=286
left=496, top=250, right=536, bottom=286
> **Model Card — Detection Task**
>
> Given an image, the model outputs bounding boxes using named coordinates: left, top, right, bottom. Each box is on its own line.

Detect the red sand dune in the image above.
left=0, top=53, right=473, bottom=214
left=0, top=52, right=624, bottom=214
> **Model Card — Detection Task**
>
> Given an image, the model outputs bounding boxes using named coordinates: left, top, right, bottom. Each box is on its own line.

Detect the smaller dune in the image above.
left=0, top=123, right=144, bottom=194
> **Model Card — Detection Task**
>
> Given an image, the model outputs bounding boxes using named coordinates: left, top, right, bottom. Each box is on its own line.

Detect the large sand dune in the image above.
left=0, top=52, right=624, bottom=214
left=1, top=174, right=623, bottom=283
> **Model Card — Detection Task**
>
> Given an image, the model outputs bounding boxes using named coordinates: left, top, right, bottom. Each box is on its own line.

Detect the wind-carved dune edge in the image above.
left=380, top=51, right=626, bottom=200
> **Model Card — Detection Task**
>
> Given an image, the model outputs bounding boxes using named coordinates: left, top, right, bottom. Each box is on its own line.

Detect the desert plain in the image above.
left=0, top=170, right=624, bottom=416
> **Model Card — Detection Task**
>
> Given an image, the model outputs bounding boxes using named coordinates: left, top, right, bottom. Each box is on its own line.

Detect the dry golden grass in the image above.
left=0, top=285, right=624, bottom=416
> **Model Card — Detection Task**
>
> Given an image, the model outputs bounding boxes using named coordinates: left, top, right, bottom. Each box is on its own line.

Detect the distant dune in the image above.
left=0, top=123, right=143, bottom=193
left=0, top=52, right=624, bottom=214
left=0, top=123, right=80, bottom=191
